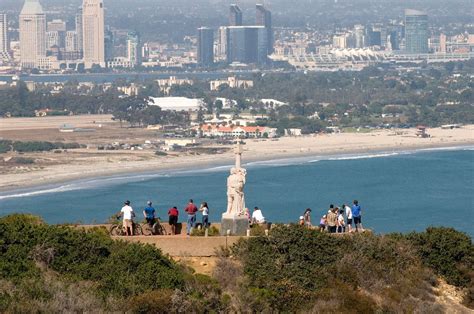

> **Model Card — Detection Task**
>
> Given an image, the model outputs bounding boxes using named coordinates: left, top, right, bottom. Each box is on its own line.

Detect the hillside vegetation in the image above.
left=0, top=215, right=472, bottom=312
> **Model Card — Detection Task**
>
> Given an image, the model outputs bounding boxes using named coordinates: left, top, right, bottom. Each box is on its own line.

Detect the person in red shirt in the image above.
left=168, top=206, right=179, bottom=235
left=184, top=199, right=198, bottom=235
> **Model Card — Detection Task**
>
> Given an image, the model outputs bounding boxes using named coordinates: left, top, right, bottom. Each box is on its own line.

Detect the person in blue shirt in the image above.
left=143, top=201, right=156, bottom=227
left=351, top=200, right=364, bottom=232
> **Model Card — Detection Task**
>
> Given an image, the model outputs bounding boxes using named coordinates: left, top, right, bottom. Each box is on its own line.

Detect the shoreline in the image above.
left=1, top=139, right=473, bottom=196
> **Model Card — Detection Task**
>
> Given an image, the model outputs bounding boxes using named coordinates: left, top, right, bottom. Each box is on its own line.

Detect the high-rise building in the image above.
left=229, top=4, right=243, bottom=26
left=332, top=34, right=348, bottom=49
left=47, top=31, right=60, bottom=48
left=256, top=4, right=273, bottom=54
left=0, top=13, right=9, bottom=59
left=404, top=9, right=428, bottom=54
left=47, top=19, right=66, bottom=32
left=226, top=26, right=268, bottom=65
left=354, top=25, right=365, bottom=48
left=197, top=27, right=214, bottom=67
left=104, top=27, right=113, bottom=60
left=216, top=26, right=228, bottom=60
left=439, top=33, right=447, bottom=53
left=141, top=43, right=149, bottom=61
left=19, top=0, right=46, bottom=69
left=82, top=0, right=105, bottom=68
left=75, top=9, right=83, bottom=56
left=65, top=31, right=77, bottom=52
left=127, top=31, right=141, bottom=66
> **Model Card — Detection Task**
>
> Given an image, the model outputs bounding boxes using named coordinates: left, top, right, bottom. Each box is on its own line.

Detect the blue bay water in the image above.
left=0, top=148, right=473, bottom=237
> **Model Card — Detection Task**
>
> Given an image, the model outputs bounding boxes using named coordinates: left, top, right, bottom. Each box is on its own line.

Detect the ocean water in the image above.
left=1, top=147, right=473, bottom=237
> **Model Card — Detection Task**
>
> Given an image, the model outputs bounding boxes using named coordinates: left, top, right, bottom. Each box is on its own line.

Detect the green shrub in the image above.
left=0, top=140, right=12, bottom=153
left=12, top=141, right=56, bottom=152
left=190, top=226, right=219, bottom=236
left=405, top=227, right=473, bottom=287
left=0, top=214, right=185, bottom=298
left=228, top=225, right=445, bottom=312
left=6, top=140, right=82, bottom=153
left=9, top=157, right=35, bottom=164
left=129, top=289, right=174, bottom=313
left=155, top=151, right=167, bottom=156
left=249, top=224, right=267, bottom=236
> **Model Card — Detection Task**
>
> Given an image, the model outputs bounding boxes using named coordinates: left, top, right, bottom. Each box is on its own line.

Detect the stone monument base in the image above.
left=220, top=215, right=249, bottom=236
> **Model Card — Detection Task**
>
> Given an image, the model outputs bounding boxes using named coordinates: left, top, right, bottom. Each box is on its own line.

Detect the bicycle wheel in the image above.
left=157, top=224, right=166, bottom=235
left=133, top=223, right=143, bottom=236
left=142, top=223, right=153, bottom=236
left=109, top=225, right=121, bottom=236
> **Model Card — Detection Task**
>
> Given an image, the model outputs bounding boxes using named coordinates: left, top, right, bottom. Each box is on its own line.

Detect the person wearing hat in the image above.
left=319, top=214, right=327, bottom=232
left=143, top=201, right=156, bottom=228
left=303, top=208, right=312, bottom=228
left=120, top=200, right=135, bottom=236
left=299, top=216, right=305, bottom=226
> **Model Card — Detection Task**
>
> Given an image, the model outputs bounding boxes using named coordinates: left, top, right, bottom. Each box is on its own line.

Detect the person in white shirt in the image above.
left=343, top=203, right=353, bottom=232
left=337, top=209, right=345, bottom=233
left=199, top=202, right=210, bottom=228
left=251, top=207, right=266, bottom=225
left=120, top=200, right=135, bottom=236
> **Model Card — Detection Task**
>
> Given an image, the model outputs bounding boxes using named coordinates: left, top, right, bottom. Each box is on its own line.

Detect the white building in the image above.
left=197, top=124, right=277, bottom=138
left=209, top=76, right=254, bottom=91
left=259, top=98, right=287, bottom=108
left=46, top=31, right=60, bottom=48
left=65, top=31, right=78, bottom=52
left=156, top=76, right=193, bottom=94
left=82, top=0, right=105, bottom=68
left=148, top=97, right=204, bottom=112
left=19, top=0, right=46, bottom=69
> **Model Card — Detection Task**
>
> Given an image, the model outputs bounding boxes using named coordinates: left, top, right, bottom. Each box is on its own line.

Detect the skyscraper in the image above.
left=404, top=9, right=428, bottom=54
left=19, top=0, right=46, bottom=69
left=82, top=0, right=105, bottom=68
left=127, top=31, right=141, bottom=66
left=354, top=25, right=365, bottom=48
left=197, top=27, right=214, bottom=67
left=75, top=9, right=83, bottom=57
left=0, top=13, right=9, bottom=58
left=229, top=5, right=243, bottom=26
left=65, top=31, right=78, bottom=52
left=226, top=26, right=267, bottom=65
left=216, top=26, right=228, bottom=60
left=256, top=4, right=273, bottom=54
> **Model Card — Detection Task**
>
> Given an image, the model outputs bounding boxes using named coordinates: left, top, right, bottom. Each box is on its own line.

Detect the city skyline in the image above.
left=0, top=0, right=472, bottom=72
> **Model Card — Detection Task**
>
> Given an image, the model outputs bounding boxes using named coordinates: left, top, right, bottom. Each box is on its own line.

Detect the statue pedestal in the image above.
left=220, top=214, right=249, bottom=236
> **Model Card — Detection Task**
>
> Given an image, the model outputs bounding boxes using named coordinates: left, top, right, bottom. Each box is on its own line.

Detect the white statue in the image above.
left=224, top=142, right=246, bottom=217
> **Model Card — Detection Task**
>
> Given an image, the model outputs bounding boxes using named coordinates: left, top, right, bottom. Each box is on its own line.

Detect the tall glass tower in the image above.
left=229, top=5, right=243, bottom=26
left=197, top=27, right=214, bottom=67
left=404, top=9, right=428, bottom=54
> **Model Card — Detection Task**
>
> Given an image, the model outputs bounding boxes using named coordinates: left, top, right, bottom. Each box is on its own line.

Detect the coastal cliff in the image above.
left=0, top=214, right=472, bottom=312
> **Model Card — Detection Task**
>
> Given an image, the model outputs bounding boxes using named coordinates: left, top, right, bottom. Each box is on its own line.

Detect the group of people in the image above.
left=118, top=199, right=210, bottom=236
left=299, top=200, right=364, bottom=233
left=118, top=199, right=363, bottom=236
left=118, top=199, right=269, bottom=236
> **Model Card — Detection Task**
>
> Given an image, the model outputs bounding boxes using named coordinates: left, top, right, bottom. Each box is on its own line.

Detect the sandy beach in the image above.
left=1, top=124, right=473, bottom=192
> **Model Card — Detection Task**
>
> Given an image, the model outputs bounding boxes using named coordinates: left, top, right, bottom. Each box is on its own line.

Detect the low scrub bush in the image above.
left=404, top=227, right=473, bottom=287
left=0, top=140, right=12, bottom=153
left=224, top=225, right=467, bottom=312
left=190, top=225, right=219, bottom=236
left=9, top=157, right=35, bottom=164
left=2, top=140, right=83, bottom=153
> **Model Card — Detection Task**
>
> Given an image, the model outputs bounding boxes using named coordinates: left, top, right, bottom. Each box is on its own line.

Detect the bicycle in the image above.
left=109, top=217, right=143, bottom=236
left=141, top=218, right=167, bottom=236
